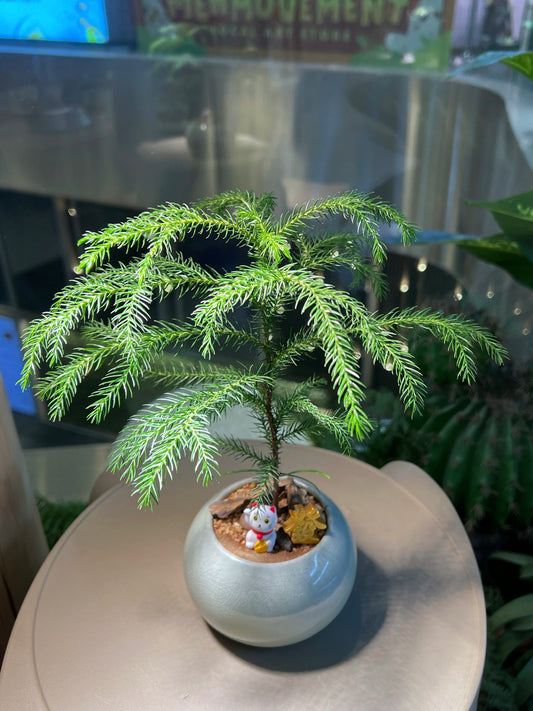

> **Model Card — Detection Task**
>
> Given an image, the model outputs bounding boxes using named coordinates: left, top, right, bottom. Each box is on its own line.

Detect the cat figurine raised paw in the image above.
left=243, top=502, right=277, bottom=553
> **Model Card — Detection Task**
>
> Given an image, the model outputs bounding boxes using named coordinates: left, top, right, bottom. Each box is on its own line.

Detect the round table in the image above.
left=0, top=444, right=485, bottom=710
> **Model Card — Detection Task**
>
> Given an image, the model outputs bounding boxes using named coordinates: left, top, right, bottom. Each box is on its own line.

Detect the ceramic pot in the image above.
left=183, top=478, right=357, bottom=647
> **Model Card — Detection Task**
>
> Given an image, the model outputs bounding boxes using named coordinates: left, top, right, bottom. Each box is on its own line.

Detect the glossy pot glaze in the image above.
left=183, top=478, right=357, bottom=647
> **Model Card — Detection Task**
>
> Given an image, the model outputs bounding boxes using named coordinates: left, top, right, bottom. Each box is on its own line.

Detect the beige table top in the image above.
left=0, top=444, right=485, bottom=711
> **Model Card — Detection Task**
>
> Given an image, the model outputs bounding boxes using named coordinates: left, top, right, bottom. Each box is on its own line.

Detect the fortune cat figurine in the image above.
left=243, top=503, right=277, bottom=553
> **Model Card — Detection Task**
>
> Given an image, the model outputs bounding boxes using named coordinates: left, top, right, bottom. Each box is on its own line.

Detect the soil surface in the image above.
left=210, top=479, right=327, bottom=563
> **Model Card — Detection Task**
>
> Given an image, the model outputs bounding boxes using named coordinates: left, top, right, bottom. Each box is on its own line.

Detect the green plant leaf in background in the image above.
left=488, top=608, right=533, bottom=705
left=491, top=552, right=533, bottom=579
left=446, top=51, right=533, bottom=708
left=488, top=593, right=533, bottom=705
left=516, top=657, right=533, bottom=706
left=501, top=53, right=533, bottom=82
left=484, top=553, right=533, bottom=708
left=36, top=496, right=87, bottom=548
left=454, top=235, right=533, bottom=290
left=468, top=191, right=533, bottom=238
left=447, top=52, right=533, bottom=290
left=449, top=51, right=533, bottom=78
left=450, top=190, right=533, bottom=290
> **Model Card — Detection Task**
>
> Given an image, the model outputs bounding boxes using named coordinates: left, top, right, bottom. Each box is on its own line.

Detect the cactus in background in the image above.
left=408, top=325, right=533, bottom=531
left=420, top=393, right=533, bottom=531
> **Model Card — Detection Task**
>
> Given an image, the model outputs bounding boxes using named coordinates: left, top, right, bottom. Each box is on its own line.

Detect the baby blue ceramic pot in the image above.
left=183, top=478, right=357, bottom=647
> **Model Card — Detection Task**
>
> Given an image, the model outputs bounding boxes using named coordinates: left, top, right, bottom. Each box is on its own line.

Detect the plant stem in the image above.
left=258, top=299, right=281, bottom=507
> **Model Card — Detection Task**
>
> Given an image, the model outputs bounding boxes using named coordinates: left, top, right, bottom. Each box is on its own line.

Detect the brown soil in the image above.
left=211, top=479, right=327, bottom=564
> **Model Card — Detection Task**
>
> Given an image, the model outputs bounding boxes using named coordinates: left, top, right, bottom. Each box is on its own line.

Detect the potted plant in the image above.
left=20, top=190, right=505, bottom=646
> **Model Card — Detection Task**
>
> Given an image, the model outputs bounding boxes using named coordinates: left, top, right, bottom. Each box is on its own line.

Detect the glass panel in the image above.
left=0, top=1, right=532, bottom=478
left=1, top=49, right=531, bottom=215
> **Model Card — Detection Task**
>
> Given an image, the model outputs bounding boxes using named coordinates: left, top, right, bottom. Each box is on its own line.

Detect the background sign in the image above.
left=135, top=0, right=455, bottom=67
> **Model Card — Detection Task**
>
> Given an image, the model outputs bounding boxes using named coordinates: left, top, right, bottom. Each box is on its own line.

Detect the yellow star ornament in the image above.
left=282, top=504, right=327, bottom=545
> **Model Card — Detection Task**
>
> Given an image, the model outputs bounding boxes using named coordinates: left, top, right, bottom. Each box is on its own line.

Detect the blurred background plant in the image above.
left=146, top=24, right=207, bottom=138
left=479, top=551, right=533, bottom=710
left=312, top=49, right=533, bottom=710
left=318, top=52, right=533, bottom=538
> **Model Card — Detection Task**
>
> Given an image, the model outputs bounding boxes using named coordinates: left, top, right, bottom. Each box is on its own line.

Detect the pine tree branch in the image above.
left=20, top=256, right=218, bottom=387
left=77, top=203, right=257, bottom=274
left=377, top=308, right=507, bottom=383
left=193, top=264, right=381, bottom=438
left=192, top=264, right=287, bottom=356
left=196, top=190, right=277, bottom=220
left=281, top=271, right=371, bottom=438
left=294, top=232, right=387, bottom=298
left=271, top=376, right=326, bottom=424
left=34, top=321, right=206, bottom=422
left=109, top=371, right=271, bottom=508
left=213, top=436, right=271, bottom=467
left=144, top=361, right=249, bottom=389
left=280, top=396, right=353, bottom=453
left=107, top=255, right=220, bottom=357
left=195, top=190, right=288, bottom=262
left=275, top=191, right=418, bottom=264
left=20, top=267, right=128, bottom=385
left=35, top=331, right=124, bottom=421
left=343, top=303, right=427, bottom=415
left=270, top=329, right=320, bottom=373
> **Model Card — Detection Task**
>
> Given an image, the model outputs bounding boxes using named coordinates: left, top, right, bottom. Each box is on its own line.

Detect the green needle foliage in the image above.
left=20, top=190, right=506, bottom=508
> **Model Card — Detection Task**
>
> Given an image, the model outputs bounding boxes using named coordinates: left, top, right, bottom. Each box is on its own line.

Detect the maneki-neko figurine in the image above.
left=243, top=503, right=278, bottom=553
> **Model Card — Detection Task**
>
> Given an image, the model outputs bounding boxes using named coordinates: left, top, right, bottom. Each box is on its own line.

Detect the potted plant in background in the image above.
left=20, top=189, right=505, bottom=646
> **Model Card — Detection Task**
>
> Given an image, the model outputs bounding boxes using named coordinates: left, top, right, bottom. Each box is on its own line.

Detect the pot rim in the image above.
left=206, top=475, right=332, bottom=568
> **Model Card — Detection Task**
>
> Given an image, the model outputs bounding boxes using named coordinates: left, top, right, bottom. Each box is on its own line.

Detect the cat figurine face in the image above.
left=243, top=503, right=277, bottom=553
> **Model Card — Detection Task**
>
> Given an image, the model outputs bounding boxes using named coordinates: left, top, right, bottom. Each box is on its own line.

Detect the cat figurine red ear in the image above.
left=243, top=504, right=278, bottom=553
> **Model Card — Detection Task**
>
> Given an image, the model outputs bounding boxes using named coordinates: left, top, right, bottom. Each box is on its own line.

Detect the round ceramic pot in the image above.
left=183, top=478, right=357, bottom=647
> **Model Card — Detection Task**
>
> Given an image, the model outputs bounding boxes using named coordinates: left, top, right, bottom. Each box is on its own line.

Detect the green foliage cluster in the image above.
left=409, top=329, right=533, bottom=532
left=35, top=496, right=87, bottom=548
left=20, top=190, right=505, bottom=508
left=458, top=190, right=533, bottom=291
left=480, top=551, right=533, bottom=710
left=448, top=52, right=533, bottom=289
